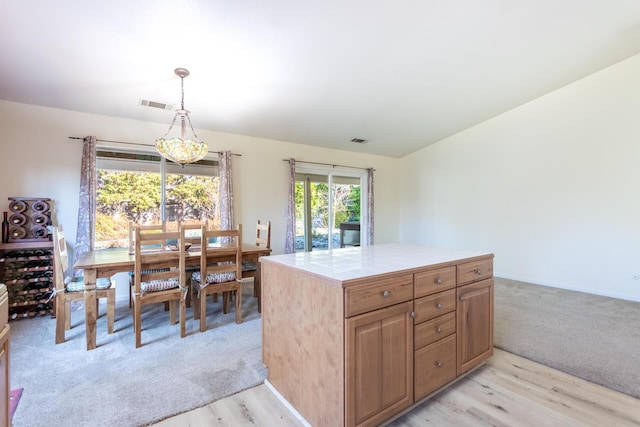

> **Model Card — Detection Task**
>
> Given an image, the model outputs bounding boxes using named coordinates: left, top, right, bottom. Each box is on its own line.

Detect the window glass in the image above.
left=294, top=168, right=366, bottom=252
left=95, top=149, right=219, bottom=249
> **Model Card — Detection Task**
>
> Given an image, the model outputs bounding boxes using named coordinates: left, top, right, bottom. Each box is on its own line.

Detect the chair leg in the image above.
left=55, top=294, right=66, bottom=344
left=65, top=300, right=72, bottom=330
left=235, top=284, right=243, bottom=324
left=169, top=300, right=176, bottom=325
left=222, top=292, right=230, bottom=314
left=134, top=299, right=142, bottom=348
left=192, top=282, right=201, bottom=320
left=107, top=291, right=115, bottom=334
left=200, top=289, right=207, bottom=332
left=179, top=297, right=186, bottom=338
left=128, top=276, right=133, bottom=309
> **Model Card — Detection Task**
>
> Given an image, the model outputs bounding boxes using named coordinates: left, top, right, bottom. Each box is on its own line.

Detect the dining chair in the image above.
left=132, top=226, right=188, bottom=347
left=53, top=225, right=115, bottom=345
left=191, top=224, right=243, bottom=332
left=127, top=221, right=168, bottom=308
left=242, top=220, right=270, bottom=312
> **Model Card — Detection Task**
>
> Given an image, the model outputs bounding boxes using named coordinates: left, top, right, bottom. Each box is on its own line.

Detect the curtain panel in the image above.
left=74, top=135, right=97, bottom=277
left=366, top=168, right=374, bottom=245
left=284, top=159, right=296, bottom=253
left=219, top=151, right=234, bottom=230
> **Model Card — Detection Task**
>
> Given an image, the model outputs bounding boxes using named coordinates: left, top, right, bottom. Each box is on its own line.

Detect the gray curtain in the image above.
left=219, top=151, right=234, bottom=230
left=366, top=168, right=374, bottom=245
left=284, top=158, right=296, bottom=253
left=73, top=135, right=97, bottom=277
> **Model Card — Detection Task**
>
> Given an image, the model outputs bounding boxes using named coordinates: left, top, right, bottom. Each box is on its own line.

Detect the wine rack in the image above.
left=0, top=243, right=54, bottom=320
left=6, top=197, right=51, bottom=242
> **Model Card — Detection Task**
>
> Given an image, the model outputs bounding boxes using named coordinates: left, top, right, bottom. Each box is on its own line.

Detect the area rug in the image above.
left=10, top=388, right=23, bottom=421
left=9, top=282, right=266, bottom=426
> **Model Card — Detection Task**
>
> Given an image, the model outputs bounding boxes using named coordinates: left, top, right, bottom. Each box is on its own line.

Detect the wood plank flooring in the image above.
left=153, top=348, right=640, bottom=427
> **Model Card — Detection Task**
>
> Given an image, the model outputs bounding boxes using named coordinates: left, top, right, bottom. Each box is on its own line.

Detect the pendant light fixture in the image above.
left=155, top=68, right=208, bottom=165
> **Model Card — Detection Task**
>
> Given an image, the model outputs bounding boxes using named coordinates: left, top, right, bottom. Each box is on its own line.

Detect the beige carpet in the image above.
left=9, top=283, right=266, bottom=426
left=494, top=277, right=640, bottom=399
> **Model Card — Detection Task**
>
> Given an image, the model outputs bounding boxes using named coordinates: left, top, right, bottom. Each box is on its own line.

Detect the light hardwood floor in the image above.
left=153, top=348, right=640, bottom=427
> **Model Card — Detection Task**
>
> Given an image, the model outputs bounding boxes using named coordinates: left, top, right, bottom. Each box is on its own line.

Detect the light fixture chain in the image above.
left=162, top=113, right=178, bottom=138
left=186, top=114, right=200, bottom=141
left=180, top=76, right=185, bottom=110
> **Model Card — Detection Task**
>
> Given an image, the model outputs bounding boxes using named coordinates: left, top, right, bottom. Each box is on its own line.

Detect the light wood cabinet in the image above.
left=457, top=277, right=494, bottom=375
left=261, top=245, right=494, bottom=427
left=346, top=301, right=413, bottom=427
left=415, top=334, right=456, bottom=400
left=0, top=325, right=9, bottom=427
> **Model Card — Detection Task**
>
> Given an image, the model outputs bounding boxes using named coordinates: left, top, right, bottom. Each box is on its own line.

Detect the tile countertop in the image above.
left=259, top=243, right=493, bottom=283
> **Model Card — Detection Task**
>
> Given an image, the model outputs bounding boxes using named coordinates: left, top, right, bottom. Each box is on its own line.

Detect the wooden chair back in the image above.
left=53, top=225, right=116, bottom=344
left=133, top=228, right=186, bottom=293
left=52, top=225, right=68, bottom=293
left=255, top=220, right=271, bottom=249
left=132, top=226, right=187, bottom=347
left=199, top=224, right=243, bottom=280
left=128, top=221, right=167, bottom=254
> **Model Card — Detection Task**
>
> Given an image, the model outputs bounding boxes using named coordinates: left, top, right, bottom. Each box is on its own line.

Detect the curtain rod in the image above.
left=68, top=136, right=241, bottom=156
left=282, top=158, right=374, bottom=171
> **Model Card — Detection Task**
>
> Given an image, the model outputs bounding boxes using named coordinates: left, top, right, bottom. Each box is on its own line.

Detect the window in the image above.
left=95, top=148, right=220, bottom=249
left=294, top=165, right=368, bottom=252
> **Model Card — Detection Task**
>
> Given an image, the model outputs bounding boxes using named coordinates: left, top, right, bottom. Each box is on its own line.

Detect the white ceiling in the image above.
left=2, top=1, right=640, bottom=158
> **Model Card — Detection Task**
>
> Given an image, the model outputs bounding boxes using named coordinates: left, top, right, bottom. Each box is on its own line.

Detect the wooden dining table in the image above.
left=74, top=243, right=271, bottom=350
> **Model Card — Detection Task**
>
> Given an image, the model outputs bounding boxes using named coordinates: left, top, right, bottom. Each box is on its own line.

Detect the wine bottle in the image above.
left=2, top=211, right=9, bottom=243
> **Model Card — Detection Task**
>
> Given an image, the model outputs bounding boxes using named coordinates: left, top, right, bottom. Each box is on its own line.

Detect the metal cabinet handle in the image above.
left=436, top=278, right=442, bottom=284
left=475, top=268, right=482, bottom=275
left=410, top=311, right=416, bottom=318
left=436, top=361, right=443, bottom=368
left=436, top=327, right=442, bottom=333
left=436, top=303, right=442, bottom=309
left=459, top=296, right=465, bottom=301
left=382, top=290, right=390, bottom=298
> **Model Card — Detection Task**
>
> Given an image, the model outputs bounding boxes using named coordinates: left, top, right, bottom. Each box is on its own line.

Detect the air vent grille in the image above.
left=139, top=99, right=173, bottom=110
left=351, top=138, right=368, bottom=144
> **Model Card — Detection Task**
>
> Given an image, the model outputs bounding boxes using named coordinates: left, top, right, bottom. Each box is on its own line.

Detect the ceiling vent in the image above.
left=139, top=99, right=173, bottom=110
left=351, top=138, right=368, bottom=144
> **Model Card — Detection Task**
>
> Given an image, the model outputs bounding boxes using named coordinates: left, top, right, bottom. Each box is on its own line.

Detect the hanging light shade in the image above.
left=155, top=68, right=208, bottom=165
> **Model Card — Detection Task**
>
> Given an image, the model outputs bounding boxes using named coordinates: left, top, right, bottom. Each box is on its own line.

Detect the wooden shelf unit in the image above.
left=0, top=241, right=55, bottom=320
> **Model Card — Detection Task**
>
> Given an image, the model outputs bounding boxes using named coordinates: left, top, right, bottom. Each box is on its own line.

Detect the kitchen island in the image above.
left=260, top=243, right=494, bottom=427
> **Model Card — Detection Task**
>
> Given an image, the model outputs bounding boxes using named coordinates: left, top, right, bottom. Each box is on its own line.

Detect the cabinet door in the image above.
left=456, top=278, right=494, bottom=375
left=346, top=301, right=413, bottom=427
left=0, top=326, right=9, bottom=427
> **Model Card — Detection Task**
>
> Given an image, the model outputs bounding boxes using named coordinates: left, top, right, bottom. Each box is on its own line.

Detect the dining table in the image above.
left=74, top=243, right=271, bottom=350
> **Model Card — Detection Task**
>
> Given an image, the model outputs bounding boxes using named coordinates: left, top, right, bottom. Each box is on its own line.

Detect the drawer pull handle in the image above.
left=382, top=290, right=390, bottom=298
left=459, top=296, right=465, bottom=301
left=436, top=361, right=443, bottom=368
left=410, top=311, right=416, bottom=318
left=436, top=303, right=442, bottom=309
left=436, top=327, right=442, bottom=334
left=475, top=269, right=482, bottom=275
left=436, top=278, right=443, bottom=284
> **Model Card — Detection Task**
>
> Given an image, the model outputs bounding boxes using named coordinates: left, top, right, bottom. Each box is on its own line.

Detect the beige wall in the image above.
left=4, top=51, right=639, bottom=302
left=0, top=100, right=400, bottom=259
left=399, top=53, right=640, bottom=301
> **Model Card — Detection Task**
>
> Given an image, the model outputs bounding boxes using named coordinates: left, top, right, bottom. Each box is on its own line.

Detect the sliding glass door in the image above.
left=295, top=165, right=367, bottom=252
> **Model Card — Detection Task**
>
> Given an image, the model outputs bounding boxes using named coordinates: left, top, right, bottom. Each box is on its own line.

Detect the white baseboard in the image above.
left=496, top=274, right=640, bottom=303
left=264, top=379, right=312, bottom=427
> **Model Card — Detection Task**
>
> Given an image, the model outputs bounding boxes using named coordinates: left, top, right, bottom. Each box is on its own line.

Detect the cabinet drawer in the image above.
left=415, top=311, right=455, bottom=350
left=414, top=289, right=455, bottom=323
left=457, top=258, right=493, bottom=286
left=415, top=334, right=456, bottom=401
left=415, top=266, right=456, bottom=298
left=344, top=274, right=413, bottom=317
